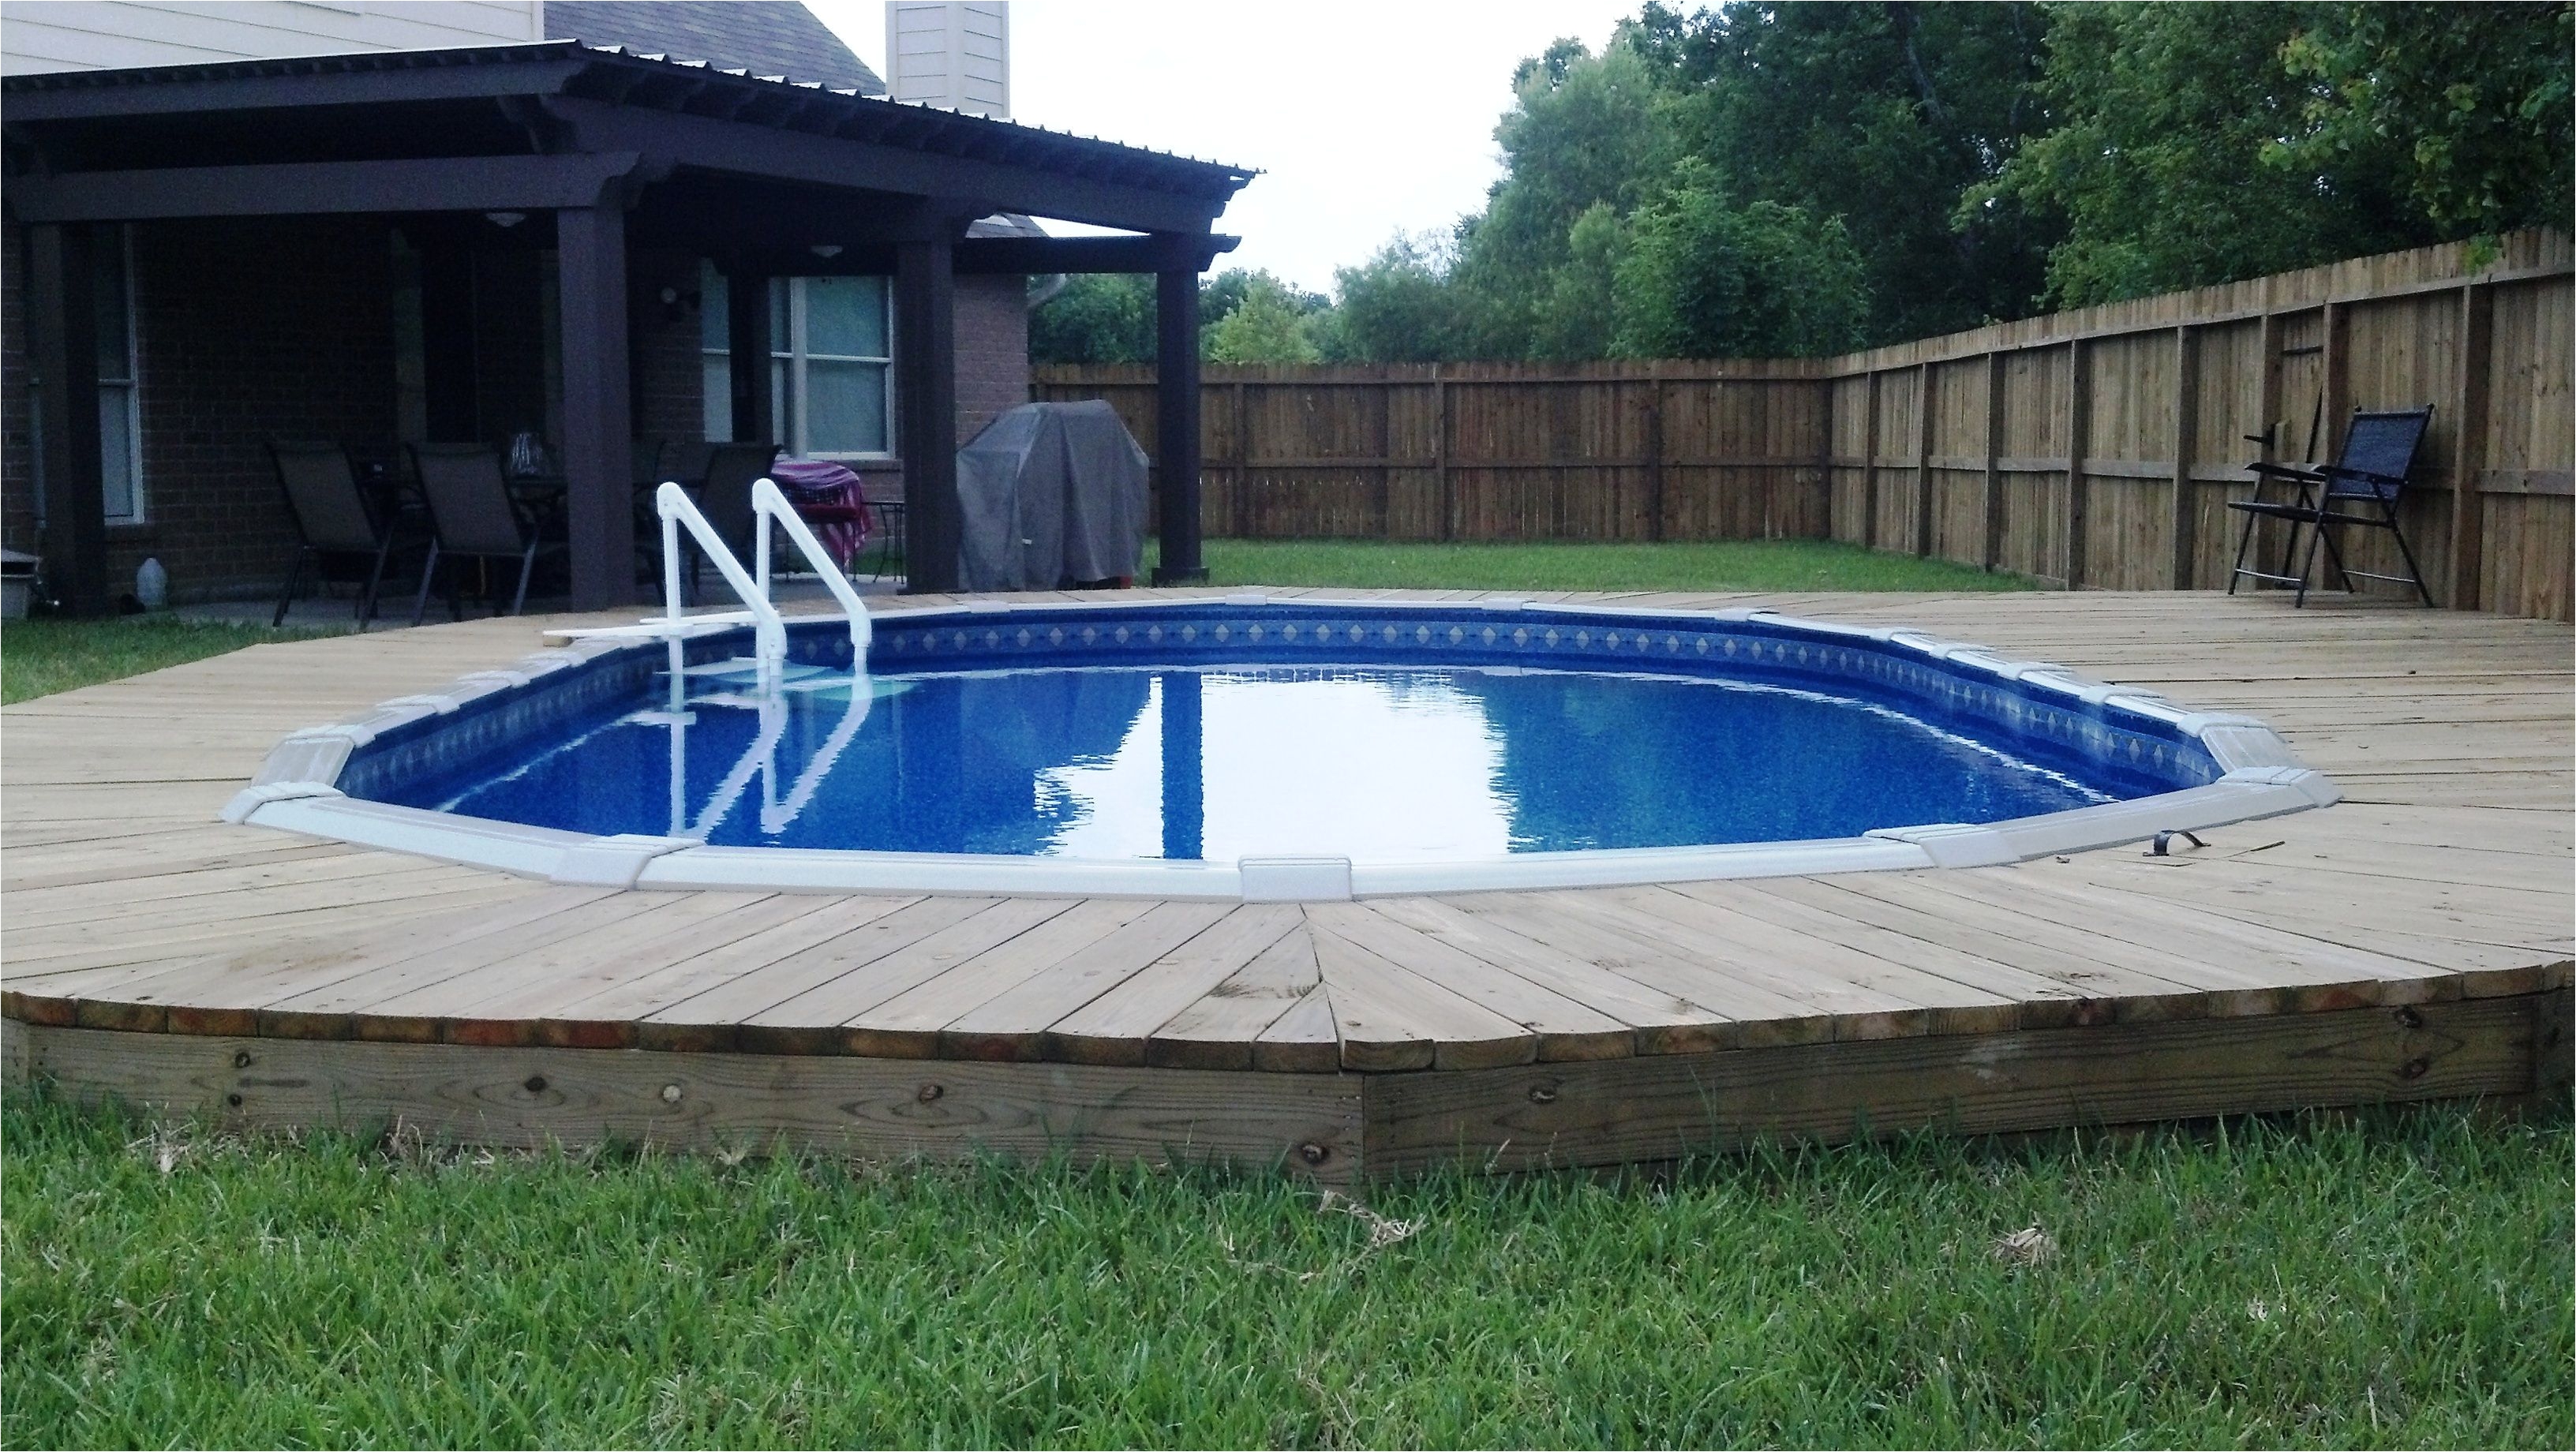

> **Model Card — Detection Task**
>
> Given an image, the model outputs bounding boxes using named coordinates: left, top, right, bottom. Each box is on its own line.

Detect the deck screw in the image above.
left=232, top=1050, right=253, bottom=1069
left=660, top=1083, right=682, bottom=1104
left=523, top=1074, right=547, bottom=1094
left=1528, top=1085, right=1559, bottom=1105
left=2393, top=1005, right=2424, bottom=1030
left=916, top=1082, right=944, bottom=1103
left=2398, top=1055, right=2432, bottom=1080
left=1298, top=1142, right=1329, bottom=1165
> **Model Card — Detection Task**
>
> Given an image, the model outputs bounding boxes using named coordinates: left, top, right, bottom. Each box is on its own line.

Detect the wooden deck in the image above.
left=5, top=589, right=2569, bottom=1181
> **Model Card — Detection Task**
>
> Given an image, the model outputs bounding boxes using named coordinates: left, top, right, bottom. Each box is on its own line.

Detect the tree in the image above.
left=1631, top=1, right=2058, bottom=341
left=1202, top=273, right=1326, bottom=363
left=1458, top=39, right=1684, bottom=354
left=1322, top=235, right=1491, bottom=362
left=1028, top=273, right=1154, bottom=365
left=2275, top=2, right=2573, bottom=238
left=1611, top=163, right=1870, bottom=357
left=1975, top=2, right=2570, bottom=308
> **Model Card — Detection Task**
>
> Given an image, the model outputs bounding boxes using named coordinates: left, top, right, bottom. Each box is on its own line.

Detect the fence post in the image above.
left=1376, top=365, right=1394, bottom=539
left=1646, top=365, right=1667, bottom=543
left=1232, top=377, right=1249, bottom=537
left=2169, top=324, right=2200, bottom=589
left=1981, top=350, right=2005, bottom=571
left=2450, top=282, right=2494, bottom=610
left=1861, top=369, right=1881, bottom=550
left=1433, top=368, right=1452, bottom=541
left=1913, top=361, right=1936, bottom=556
left=2320, top=299, right=2349, bottom=453
left=2062, top=339, right=2091, bottom=589
left=2256, top=309, right=2284, bottom=462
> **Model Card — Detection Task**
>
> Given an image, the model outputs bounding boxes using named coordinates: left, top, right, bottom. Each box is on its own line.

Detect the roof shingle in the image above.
left=543, top=1, right=882, bottom=94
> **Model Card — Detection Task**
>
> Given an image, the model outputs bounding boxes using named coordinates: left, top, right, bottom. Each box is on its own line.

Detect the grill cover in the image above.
left=955, top=401, right=1151, bottom=591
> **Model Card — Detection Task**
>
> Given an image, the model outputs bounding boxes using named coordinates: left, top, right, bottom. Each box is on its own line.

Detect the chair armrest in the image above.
left=2318, top=464, right=2407, bottom=488
left=2245, top=460, right=2327, bottom=483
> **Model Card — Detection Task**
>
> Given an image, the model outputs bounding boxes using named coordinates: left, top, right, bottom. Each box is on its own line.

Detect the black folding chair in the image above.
left=2226, top=406, right=2437, bottom=607
left=267, top=440, right=419, bottom=627
left=407, top=443, right=565, bottom=623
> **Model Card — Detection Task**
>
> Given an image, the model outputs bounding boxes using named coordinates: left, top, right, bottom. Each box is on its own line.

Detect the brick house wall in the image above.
left=954, top=271, right=1030, bottom=444
left=0, top=215, right=400, bottom=604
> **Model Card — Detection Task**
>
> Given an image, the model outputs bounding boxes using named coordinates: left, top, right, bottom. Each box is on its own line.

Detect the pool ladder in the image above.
left=551, top=479, right=872, bottom=691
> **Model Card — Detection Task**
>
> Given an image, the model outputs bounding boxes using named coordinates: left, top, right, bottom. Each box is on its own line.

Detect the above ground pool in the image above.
left=230, top=597, right=2338, bottom=900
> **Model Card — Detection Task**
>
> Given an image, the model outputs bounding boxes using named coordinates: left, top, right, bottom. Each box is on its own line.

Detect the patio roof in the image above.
left=2, top=39, right=1257, bottom=232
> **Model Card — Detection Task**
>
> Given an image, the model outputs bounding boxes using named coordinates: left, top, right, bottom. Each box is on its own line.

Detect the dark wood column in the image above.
left=1159, top=669, right=1204, bottom=860
left=723, top=265, right=773, bottom=443
left=1151, top=264, right=1206, bottom=585
left=27, top=223, right=110, bottom=616
left=417, top=227, right=478, bottom=441
left=556, top=203, right=636, bottom=609
left=895, top=235, right=959, bottom=593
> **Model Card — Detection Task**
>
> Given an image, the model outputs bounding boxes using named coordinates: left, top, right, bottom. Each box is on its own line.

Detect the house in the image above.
left=1, top=1, right=1246, bottom=610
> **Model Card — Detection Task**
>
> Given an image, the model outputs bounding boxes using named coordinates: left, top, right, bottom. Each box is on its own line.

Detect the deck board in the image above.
left=5, top=589, right=2568, bottom=1177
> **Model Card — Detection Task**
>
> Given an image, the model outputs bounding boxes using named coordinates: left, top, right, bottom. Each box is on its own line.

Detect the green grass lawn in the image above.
left=3, top=1091, right=2565, bottom=1449
left=1149, top=537, right=2037, bottom=593
left=1, top=616, right=346, bottom=705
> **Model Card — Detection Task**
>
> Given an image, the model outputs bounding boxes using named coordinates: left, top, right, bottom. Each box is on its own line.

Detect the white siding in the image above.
left=884, top=1, right=1004, bottom=118
left=0, top=2, right=543, bottom=75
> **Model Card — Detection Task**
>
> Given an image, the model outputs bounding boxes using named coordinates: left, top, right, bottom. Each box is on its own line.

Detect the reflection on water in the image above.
left=403, top=664, right=2113, bottom=859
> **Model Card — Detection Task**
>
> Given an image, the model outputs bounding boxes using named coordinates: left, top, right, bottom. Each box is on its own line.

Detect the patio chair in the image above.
left=2226, top=406, right=2437, bottom=608
left=267, top=440, right=418, bottom=627
left=683, top=441, right=782, bottom=601
left=406, top=442, right=566, bottom=623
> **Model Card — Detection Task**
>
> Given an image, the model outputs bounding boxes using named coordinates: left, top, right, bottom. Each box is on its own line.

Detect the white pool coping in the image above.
left=226, top=597, right=2340, bottom=903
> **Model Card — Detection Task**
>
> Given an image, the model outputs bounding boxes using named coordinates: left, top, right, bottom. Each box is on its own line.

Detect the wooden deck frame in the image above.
left=5, top=589, right=2570, bottom=1181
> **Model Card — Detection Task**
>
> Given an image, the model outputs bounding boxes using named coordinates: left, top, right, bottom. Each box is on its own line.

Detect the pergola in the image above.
left=3, top=41, right=1253, bottom=612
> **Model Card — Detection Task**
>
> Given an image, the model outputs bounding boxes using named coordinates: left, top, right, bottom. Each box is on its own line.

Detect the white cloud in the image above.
left=805, top=1, right=1638, bottom=294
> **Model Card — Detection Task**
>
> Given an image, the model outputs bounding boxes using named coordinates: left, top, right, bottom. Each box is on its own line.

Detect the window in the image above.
left=700, top=264, right=894, bottom=458
left=95, top=228, right=142, bottom=522
left=28, top=226, right=144, bottom=526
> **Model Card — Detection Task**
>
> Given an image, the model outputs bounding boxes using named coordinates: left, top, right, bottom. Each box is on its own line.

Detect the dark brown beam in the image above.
left=26, top=222, right=110, bottom=616
left=7, top=152, right=650, bottom=222
left=556, top=203, right=635, bottom=609
left=895, top=236, right=960, bottom=593
left=1151, top=266, right=1206, bottom=586
left=549, top=97, right=1231, bottom=234
left=954, top=232, right=1237, bottom=276
left=0, top=54, right=590, bottom=122
left=724, top=265, right=774, bottom=447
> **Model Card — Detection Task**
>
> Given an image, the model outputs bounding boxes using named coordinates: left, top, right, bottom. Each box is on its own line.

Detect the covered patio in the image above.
left=4, top=40, right=1252, bottom=612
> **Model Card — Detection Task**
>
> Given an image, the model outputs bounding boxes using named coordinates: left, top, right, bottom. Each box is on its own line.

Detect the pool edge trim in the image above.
left=225, top=598, right=2340, bottom=903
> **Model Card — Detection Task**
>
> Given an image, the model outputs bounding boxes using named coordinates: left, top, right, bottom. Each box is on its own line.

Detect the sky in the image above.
left=806, top=1, right=1642, bottom=295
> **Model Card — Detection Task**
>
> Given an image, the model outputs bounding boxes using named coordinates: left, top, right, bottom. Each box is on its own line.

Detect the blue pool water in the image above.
left=375, top=661, right=2131, bottom=861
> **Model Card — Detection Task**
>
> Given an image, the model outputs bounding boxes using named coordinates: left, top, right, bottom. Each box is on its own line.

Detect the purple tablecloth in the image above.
left=769, top=458, right=871, bottom=567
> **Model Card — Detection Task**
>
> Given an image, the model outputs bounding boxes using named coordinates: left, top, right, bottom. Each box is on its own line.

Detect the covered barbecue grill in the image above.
left=954, top=401, right=1154, bottom=592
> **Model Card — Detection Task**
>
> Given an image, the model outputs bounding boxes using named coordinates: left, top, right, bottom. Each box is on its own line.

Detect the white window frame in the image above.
left=26, top=225, right=145, bottom=526
left=99, top=226, right=144, bottom=524
left=699, top=268, right=897, bottom=461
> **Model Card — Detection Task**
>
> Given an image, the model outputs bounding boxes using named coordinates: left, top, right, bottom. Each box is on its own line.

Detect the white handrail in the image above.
left=657, top=481, right=784, bottom=686
left=752, top=477, right=872, bottom=655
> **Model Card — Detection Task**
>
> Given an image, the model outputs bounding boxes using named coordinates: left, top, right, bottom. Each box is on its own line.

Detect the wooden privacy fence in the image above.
left=1034, top=228, right=2572, bottom=620
left=1032, top=357, right=1834, bottom=544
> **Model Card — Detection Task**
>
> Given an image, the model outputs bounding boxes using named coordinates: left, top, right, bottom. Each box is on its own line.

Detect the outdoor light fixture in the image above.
left=485, top=211, right=526, bottom=228
left=811, top=244, right=844, bottom=259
